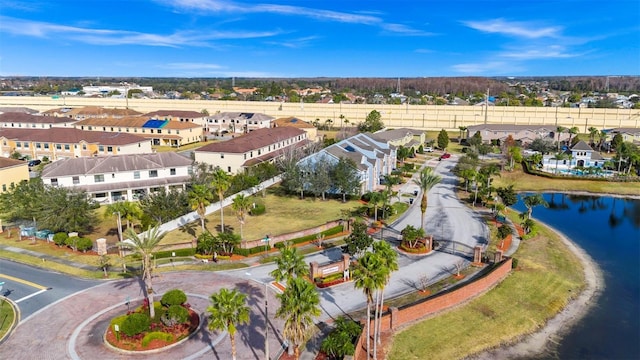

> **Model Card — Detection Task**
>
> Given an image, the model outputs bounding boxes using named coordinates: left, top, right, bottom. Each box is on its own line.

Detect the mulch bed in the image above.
left=104, top=309, right=199, bottom=352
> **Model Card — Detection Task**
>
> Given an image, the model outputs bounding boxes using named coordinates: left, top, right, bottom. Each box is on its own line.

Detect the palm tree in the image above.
left=123, top=226, right=165, bottom=318
left=480, top=163, right=500, bottom=192
left=276, top=277, right=321, bottom=359
left=269, top=243, right=307, bottom=285
left=231, top=194, right=252, bottom=239
left=458, top=126, right=468, bottom=142
left=367, top=191, right=384, bottom=222
left=371, top=241, right=398, bottom=357
left=207, top=288, right=250, bottom=360
left=522, top=193, right=548, bottom=219
left=104, top=201, right=142, bottom=231
left=459, top=168, right=477, bottom=192
left=352, top=252, right=388, bottom=360
left=556, top=126, right=566, bottom=151
left=412, top=167, right=442, bottom=230
left=588, top=126, right=599, bottom=147
left=211, top=168, right=232, bottom=232
left=188, top=184, right=213, bottom=232
left=551, top=152, right=567, bottom=174
left=568, top=126, right=579, bottom=146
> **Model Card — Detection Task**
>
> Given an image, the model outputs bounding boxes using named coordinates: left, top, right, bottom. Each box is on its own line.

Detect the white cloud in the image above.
left=0, top=16, right=281, bottom=47
left=463, top=18, right=562, bottom=39
left=451, top=61, right=523, bottom=74
left=499, top=45, right=582, bottom=60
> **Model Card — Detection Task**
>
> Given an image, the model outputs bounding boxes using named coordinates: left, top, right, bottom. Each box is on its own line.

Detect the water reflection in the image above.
left=513, top=194, right=640, bottom=359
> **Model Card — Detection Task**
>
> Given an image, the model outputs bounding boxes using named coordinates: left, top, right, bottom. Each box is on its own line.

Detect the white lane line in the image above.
left=15, top=288, right=48, bottom=303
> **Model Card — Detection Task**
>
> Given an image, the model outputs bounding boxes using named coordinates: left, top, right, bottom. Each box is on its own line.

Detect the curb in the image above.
left=0, top=295, right=20, bottom=345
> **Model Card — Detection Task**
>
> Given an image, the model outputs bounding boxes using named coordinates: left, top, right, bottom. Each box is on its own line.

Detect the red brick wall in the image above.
left=353, top=258, right=512, bottom=360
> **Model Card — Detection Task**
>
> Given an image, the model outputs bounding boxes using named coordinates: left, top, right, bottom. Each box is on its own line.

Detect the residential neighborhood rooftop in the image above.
left=196, top=127, right=305, bottom=154
left=0, top=128, right=149, bottom=145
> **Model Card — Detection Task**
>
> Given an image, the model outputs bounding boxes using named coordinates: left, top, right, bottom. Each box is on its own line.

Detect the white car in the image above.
left=424, top=146, right=434, bottom=152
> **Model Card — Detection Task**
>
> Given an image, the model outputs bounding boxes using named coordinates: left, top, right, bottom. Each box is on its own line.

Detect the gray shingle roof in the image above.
left=41, top=152, right=192, bottom=177
left=196, top=127, right=305, bottom=154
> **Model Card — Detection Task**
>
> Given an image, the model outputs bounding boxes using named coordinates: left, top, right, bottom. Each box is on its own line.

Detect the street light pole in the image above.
left=116, top=211, right=126, bottom=272
left=265, top=281, right=269, bottom=360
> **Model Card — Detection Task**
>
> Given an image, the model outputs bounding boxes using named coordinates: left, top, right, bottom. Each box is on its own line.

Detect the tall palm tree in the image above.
left=522, top=193, right=548, bottom=219
left=231, top=194, right=252, bottom=239
left=551, top=152, right=567, bottom=174
left=211, top=168, right=232, bottom=232
left=367, top=191, right=384, bottom=222
left=188, top=184, right=213, bottom=232
left=104, top=201, right=142, bottom=231
left=556, top=126, right=566, bottom=151
left=123, top=226, right=165, bottom=318
left=371, top=241, right=398, bottom=356
left=352, top=252, right=389, bottom=360
left=276, top=277, right=321, bottom=360
left=568, top=126, right=579, bottom=146
left=269, top=243, right=307, bottom=285
left=413, top=167, right=442, bottom=230
left=458, top=126, right=468, bottom=142
left=588, top=126, right=599, bottom=147
left=480, top=163, right=500, bottom=191
left=207, top=288, right=250, bottom=360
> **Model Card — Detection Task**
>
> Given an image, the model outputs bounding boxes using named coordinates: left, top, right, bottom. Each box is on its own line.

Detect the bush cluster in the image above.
left=250, top=203, right=266, bottom=216
left=141, top=331, right=174, bottom=347
left=53, top=232, right=68, bottom=246
left=121, top=312, right=151, bottom=337
left=161, top=289, right=187, bottom=307
left=162, top=305, right=190, bottom=326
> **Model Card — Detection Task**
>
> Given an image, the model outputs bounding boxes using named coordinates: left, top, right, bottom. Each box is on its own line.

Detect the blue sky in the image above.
left=1, top=0, right=639, bottom=78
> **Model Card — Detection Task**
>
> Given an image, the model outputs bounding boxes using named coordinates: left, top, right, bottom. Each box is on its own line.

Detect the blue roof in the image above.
left=142, top=119, right=168, bottom=128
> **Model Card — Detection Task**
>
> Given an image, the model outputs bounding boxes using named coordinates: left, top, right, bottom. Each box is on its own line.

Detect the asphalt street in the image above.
left=0, top=259, right=101, bottom=321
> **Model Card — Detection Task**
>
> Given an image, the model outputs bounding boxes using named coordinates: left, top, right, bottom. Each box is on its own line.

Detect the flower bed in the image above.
left=105, top=308, right=199, bottom=351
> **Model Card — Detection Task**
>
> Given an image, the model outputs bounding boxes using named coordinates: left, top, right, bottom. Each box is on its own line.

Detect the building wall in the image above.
left=1, top=97, right=638, bottom=131
left=0, top=137, right=151, bottom=160
left=75, top=123, right=203, bottom=145
left=45, top=165, right=190, bottom=188
left=194, top=151, right=245, bottom=173
left=0, top=163, right=29, bottom=192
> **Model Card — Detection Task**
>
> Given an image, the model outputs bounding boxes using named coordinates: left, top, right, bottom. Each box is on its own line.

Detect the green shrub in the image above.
left=64, top=236, right=80, bottom=249
left=141, top=331, right=174, bottom=347
left=110, top=314, right=128, bottom=332
left=76, top=237, right=94, bottom=252
left=153, top=248, right=196, bottom=259
left=121, top=312, right=151, bottom=336
left=250, top=203, right=266, bottom=216
left=161, top=289, right=187, bottom=307
left=511, top=257, right=519, bottom=269
left=161, top=305, right=189, bottom=326
left=53, top=232, right=68, bottom=246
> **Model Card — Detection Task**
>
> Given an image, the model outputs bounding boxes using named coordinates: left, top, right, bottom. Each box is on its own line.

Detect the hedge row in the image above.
left=153, top=248, right=196, bottom=259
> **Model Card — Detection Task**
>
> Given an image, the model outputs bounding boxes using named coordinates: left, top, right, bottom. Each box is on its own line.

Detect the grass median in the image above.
left=0, top=298, right=16, bottom=341
left=386, top=210, right=584, bottom=360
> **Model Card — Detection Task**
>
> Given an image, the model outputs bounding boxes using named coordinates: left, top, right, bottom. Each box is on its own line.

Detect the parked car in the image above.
left=28, top=159, right=41, bottom=167
left=439, top=153, right=451, bottom=160
left=424, top=146, right=434, bottom=152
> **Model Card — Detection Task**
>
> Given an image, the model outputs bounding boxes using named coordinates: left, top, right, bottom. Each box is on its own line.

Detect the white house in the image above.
left=0, top=112, right=77, bottom=129
left=40, top=152, right=193, bottom=204
left=205, top=112, right=274, bottom=134
left=542, top=140, right=607, bottom=173
left=194, top=127, right=309, bottom=174
left=298, top=133, right=396, bottom=193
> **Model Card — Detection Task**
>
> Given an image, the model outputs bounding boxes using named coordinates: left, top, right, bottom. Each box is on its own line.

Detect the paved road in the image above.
left=0, top=259, right=101, bottom=320
left=226, top=154, right=490, bottom=323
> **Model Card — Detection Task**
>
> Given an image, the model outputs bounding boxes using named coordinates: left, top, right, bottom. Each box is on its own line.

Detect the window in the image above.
left=82, top=144, right=87, bottom=150
left=88, top=126, right=93, bottom=130
left=44, top=143, right=49, bottom=149
left=176, top=130, right=180, bottom=134
left=102, top=127, right=106, bottom=131
left=72, top=176, right=80, bottom=185
left=51, top=178, right=58, bottom=186
left=56, top=144, right=61, bottom=150
left=188, top=166, right=193, bottom=175
left=16, top=143, right=21, bottom=148
left=220, top=153, right=225, bottom=159
left=227, top=166, right=231, bottom=172
left=112, top=173, right=115, bottom=179
left=134, top=171, right=140, bottom=179
left=170, top=168, right=176, bottom=175
left=149, top=170, right=158, bottom=178
left=24, top=142, right=29, bottom=148
left=64, top=144, right=70, bottom=150
left=157, top=129, right=162, bottom=134
left=110, top=127, right=114, bottom=131
left=99, top=145, right=104, bottom=152
left=2, top=184, right=5, bottom=192
left=94, top=174, right=105, bottom=183
left=107, top=146, right=113, bottom=152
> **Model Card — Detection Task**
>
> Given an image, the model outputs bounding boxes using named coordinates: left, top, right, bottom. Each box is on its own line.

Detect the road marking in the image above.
left=0, top=273, right=47, bottom=290
left=15, top=288, right=48, bottom=303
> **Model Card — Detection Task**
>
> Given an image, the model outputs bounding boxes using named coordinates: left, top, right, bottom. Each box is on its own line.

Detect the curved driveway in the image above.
left=0, top=154, right=488, bottom=358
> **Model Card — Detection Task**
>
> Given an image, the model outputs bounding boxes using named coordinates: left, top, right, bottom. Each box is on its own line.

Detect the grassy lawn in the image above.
left=494, top=165, right=640, bottom=196
left=386, top=209, right=584, bottom=360
left=163, top=188, right=362, bottom=245
left=0, top=298, right=16, bottom=340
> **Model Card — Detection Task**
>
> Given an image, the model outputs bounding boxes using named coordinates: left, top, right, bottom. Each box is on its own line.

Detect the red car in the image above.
left=439, top=153, right=451, bottom=160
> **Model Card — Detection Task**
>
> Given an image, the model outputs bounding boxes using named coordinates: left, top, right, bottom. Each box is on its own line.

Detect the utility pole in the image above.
left=116, top=211, right=126, bottom=272
left=484, top=87, right=489, bottom=124
left=265, top=281, right=270, bottom=360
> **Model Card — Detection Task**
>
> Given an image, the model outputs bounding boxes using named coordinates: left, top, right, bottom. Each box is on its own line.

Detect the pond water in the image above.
left=513, top=193, right=640, bottom=359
